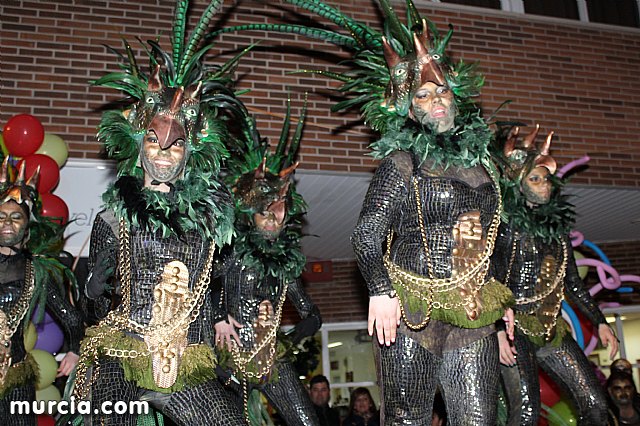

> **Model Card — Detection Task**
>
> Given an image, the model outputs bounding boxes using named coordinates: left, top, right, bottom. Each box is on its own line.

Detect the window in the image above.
left=319, top=322, right=379, bottom=408
left=523, top=0, right=579, bottom=20
left=587, top=0, right=639, bottom=28
left=441, top=0, right=501, bottom=9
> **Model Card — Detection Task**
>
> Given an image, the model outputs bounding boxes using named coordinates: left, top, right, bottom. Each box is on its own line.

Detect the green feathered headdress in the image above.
left=93, top=0, right=254, bottom=178
left=491, top=124, right=575, bottom=243
left=208, top=0, right=484, bottom=135
left=224, top=94, right=309, bottom=282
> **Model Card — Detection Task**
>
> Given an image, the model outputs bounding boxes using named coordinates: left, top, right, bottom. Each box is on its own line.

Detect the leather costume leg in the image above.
left=440, top=333, right=500, bottom=425
left=0, top=383, right=35, bottom=426
left=538, top=335, right=608, bottom=426
left=162, top=379, right=247, bottom=426
left=260, top=361, right=320, bottom=426
left=505, top=331, right=541, bottom=426
left=375, top=332, right=440, bottom=426
left=87, top=359, right=140, bottom=426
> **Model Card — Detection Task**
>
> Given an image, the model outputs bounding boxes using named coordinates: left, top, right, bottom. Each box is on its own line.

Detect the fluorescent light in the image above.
left=327, top=342, right=343, bottom=348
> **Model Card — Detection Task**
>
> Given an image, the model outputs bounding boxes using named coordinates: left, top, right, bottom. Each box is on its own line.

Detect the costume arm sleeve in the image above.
left=45, top=283, right=84, bottom=354
left=563, top=235, right=607, bottom=326
left=85, top=213, right=117, bottom=300
left=351, top=156, right=407, bottom=296
left=287, top=278, right=322, bottom=345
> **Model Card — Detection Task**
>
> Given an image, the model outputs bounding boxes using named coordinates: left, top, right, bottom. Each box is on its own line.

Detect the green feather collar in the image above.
left=500, top=177, right=576, bottom=243
left=233, top=220, right=306, bottom=285
left=369, top=110, right=492, bottom=169
left=102, top=173, right=235, bottom=248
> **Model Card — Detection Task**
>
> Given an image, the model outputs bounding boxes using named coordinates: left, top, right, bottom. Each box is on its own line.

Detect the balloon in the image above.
left=573, top=251, right=588, bottom=280
left=32, top=306, right=55, bottom=324
left=34, top=320, right=64, bottom=354
left=548, top=399, right=577, bottom=425
left=18, top=154, right=60, bottom=193
left=35, top=384, right=61, bottom=414
left=24, top=321, right=37, bottom=352
left=40, top=193, right=69, bottom=225
left=2, top=114, right=45, bottom=157
left=31, top=349, right=58, bottom=390
left=35, top=133, right=69, bottom=167
left=539, top=370, right=562, bottom=407
left=37, top=414, right=56, bottom=426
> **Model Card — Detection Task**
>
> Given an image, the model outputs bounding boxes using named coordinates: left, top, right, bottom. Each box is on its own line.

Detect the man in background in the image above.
left=309, top=375, right=341, bottom=426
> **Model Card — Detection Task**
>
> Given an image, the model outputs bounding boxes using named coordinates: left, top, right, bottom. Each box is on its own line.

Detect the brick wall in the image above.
left=2, top=0, right=640, bottom=185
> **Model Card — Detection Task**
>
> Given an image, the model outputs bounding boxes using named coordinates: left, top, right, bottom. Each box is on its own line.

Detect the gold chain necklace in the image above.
left=0, top=258, right=35, bottom=383
left=385, top=161, right=502, bottom=330
left=507, top=237, right=568, bottom=340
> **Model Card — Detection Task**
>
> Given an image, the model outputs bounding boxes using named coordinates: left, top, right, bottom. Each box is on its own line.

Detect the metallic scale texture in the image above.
left=84, top=211, right=246, bottom=425
left=353, top=152, right=502, bottom=425
left=0, top=252, right=83, bottom=425
left=219, top=259, right=321, bottom=425
left=492, top=223, right=608, bottom=425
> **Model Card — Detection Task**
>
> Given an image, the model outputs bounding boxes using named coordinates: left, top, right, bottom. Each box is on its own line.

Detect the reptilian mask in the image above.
left=0, top=159, right=38, bottom=247
left=233, top=159, right=298, bottom=240
left=382, top=20, right=449, bottom=120
left=133, top=66, right=202, bottom=184
left=503, top=125, right=557, bottom=206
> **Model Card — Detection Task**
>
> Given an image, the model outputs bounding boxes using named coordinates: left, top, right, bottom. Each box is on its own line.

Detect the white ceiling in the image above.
left=297, top=170, right=640, bottom=261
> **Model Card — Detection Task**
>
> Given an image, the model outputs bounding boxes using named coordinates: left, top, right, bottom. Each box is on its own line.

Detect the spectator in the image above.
left=606, top=371, right=640, bottom=426
left=612, top=358, right=634, bottom=375
left=342, top=387, right=380, bottom=426
left=309, top=375, right=341, bottom=426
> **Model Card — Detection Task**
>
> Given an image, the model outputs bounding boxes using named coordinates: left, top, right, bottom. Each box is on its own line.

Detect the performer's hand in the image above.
left=368, top=295, right=401, bottom=346
left=56, top=351, right=79, bottom=377
left=503, top=308, right=515, bottom=341
left=498, top=330, right=517, bottom=366
left=598, top=324, right=619, bottom=360
left=86, top=249, right=115, bottom=299
left=214, top=315, right=243, bottom=351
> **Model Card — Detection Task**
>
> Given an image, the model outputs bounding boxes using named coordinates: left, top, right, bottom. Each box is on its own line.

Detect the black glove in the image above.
left=289, top=307, right=322, bottom=345
left=85, top=249, right=115, bottom=299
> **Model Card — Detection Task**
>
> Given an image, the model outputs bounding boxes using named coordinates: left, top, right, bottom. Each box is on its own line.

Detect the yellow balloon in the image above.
left=574, top=251, right=589, bottom=280
left=35, top=384, right=61, bottom=414
left=0, top=134, right=8, bottom=157
left=24, top=321, right=37, bottom=352
left=31, top=349, right=58, bottom=390
left=35, top=133, right=68, bottom=167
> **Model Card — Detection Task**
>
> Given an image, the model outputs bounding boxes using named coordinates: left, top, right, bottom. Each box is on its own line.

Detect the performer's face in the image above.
left=521, top=166, right=552, bottom=205
left=253, top=210, right=284, bottom=240
left=309, top=382, right=330, bottom=407
left=608, top=378, right=635, bottom=407
left=140, top=130, right=187, bottom=184
left=410, top=82, right=456, bottom=133
left=0, top=201, right=28, bottom=249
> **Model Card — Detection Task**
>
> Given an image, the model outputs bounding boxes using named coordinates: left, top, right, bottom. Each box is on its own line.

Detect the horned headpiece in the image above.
left=0, top=158, right=40, bottom=212
left=503, top=124, right=557, bottom=181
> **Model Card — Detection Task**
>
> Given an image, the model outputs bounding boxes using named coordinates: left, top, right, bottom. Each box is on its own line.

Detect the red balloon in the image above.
left=40, top=193, right=69, bottom=225
left=37, top=414, right=55, bottom=426
left=539, top=370, right=562, bottom=407
left=18, top=154, right=60, bottom=193
left=3, top=114, right=45, bottom=157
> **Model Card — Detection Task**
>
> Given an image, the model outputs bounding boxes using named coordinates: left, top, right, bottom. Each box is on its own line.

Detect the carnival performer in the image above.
left=213, top=103, right=322, bottom=426
left=74, top=1, right=250, bottom=424
left=492, top=126, right=617, bottom=426
left=0, top=160, right=83, bottom=425
left=210, top=1, right=514, bottom=423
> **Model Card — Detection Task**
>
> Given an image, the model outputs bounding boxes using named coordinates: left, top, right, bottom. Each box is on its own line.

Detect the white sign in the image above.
left=55, top=158, right=116, bottom=257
